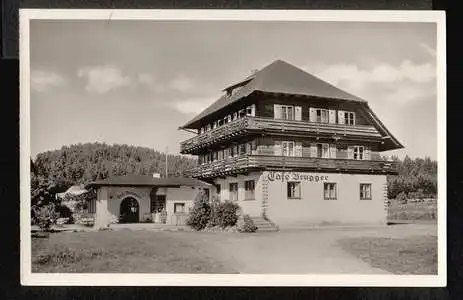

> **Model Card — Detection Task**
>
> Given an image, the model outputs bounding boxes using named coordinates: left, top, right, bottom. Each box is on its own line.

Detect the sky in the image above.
left=29, top=20, right=438, bottom=160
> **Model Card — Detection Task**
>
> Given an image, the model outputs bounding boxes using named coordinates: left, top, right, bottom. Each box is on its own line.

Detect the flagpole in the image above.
left=165, top=146, right=168, bottom=178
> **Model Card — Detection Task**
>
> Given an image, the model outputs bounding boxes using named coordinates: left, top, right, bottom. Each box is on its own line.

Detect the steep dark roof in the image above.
left=85, top=175, right=211, bottom=189
left=181, top=59, right=366, bottom=129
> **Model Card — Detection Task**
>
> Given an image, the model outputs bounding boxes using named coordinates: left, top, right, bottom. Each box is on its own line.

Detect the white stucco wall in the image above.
left=263, top=171, right=388, bottom=227
left=94, top=185, right=205, bottom=226
left=213, top=172, right=263, bottom=217
left=211, top=171, right=388, bottom=227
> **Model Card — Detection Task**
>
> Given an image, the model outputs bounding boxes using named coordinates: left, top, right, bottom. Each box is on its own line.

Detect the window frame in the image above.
left=282, top=141, right=295, bottom=157
left=345, top=111, right=356, bottom=125
left=316, top=143, right=330, bottom=158
left=324, top=182, right=337, bottom=200
left=244, top=180, right=255, bottom=200
left=229, top=182, right=239, bottom=201
left=280, top=105, right=295, bottom=120
left=315, top=108, right=329, bottom=123
left=360, top=183, right=372, bottom=200
left=353, top=146, right=365, bottom=160
left=287, top=181, right=301, bottom=199
left=174, top=202, right=186, bottom=214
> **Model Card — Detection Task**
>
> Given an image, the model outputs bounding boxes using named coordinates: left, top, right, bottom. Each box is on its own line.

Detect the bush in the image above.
left=32, top=203, right=59, bottom=232
left=237, top=214, right=258, bottom=233
left=186, top=191, right=211, bottom=231
left=214, top=201, right=240, bottom=228
left=396, top=191, right=408, bottom=204
left=55, top=204, right=74, bottom=224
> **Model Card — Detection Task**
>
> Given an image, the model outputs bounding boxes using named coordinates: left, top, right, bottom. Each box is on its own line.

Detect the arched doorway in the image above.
left=119, top=197, right=140, bottom=223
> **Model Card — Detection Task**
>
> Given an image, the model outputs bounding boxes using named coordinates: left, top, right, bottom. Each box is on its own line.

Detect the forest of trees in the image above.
left=384, top=155, right=438, bottom=200
left=31, top=142, right=197, bottom=195
left=31, top=142, right=438, bottom=201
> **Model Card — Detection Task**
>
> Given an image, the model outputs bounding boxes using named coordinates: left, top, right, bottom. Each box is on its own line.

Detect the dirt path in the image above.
left=193, top=224, right=437, bottom=274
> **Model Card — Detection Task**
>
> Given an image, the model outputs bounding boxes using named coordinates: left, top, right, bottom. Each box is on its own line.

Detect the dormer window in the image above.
left=217, top=119, right=223, bottom=127
left=232, top=112, right=238, bottom=121
left=238, top=109, right=246, bottom=118
left=223, top=116, right=228, bottom=125
left=212, top=121, right=217, bottom=129
left=206, top=124, right=211, bottom=131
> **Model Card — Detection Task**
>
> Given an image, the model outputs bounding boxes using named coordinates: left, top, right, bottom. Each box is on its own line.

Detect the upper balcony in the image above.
left=183, top=154, right=399, bottom=179
left=180, top=116, right=382, bottom=154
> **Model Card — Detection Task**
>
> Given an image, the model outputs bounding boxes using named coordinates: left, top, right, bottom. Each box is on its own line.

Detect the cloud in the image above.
left=169, top=97, right=216, bottom=115
left=77, top=65, right=132, bottom=94
left=169, top=75, right=195, bottom=92
left=137, top=73, right=166, bottom=93
left=31, top=70, right=66, bottom=92
left=420, top=43, right=437, bottom=57
left=303, top=59, right=436, bottom=105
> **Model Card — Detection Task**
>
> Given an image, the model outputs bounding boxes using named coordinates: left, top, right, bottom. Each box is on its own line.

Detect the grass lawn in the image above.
left=387, top=200, right=437, bottom=222
left=32, top=230, right=238, bottom=273
left=337, top=235, right=437, bottom=275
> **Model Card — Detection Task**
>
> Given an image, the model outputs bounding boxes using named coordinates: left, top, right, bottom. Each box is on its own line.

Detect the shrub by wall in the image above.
left=237, top=214, right=258, bottom=233
left=186, top=191, right=211, bottom=231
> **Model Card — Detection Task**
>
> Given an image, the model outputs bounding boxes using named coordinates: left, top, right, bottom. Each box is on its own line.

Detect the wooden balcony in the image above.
left=180, top=116, right=382, bottom=154
left=184, top=155, right=399, bottom=179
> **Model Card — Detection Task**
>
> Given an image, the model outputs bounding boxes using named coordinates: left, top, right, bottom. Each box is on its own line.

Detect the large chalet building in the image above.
left=179, top=60, right=403, bottom=227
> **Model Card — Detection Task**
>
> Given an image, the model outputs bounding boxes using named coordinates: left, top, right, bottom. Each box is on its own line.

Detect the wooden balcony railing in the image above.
left=184, top=155, right=399, bottom=178
left=180, top=116, right=381, bottom=154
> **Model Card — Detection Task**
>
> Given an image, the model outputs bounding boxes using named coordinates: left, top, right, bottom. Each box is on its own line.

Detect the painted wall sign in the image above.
left=267, top=171, right=329, bottom=182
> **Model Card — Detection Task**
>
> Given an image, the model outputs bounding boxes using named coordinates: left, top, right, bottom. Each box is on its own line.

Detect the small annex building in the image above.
left=84, top=175, right=210, bottom=228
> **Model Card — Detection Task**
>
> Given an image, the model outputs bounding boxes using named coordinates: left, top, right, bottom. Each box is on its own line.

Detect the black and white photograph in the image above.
left=20, top=10, right=446, bottom=286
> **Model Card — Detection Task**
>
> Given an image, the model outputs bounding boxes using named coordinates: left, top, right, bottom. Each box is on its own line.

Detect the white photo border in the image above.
left=19, top=9, right=446, bottom=287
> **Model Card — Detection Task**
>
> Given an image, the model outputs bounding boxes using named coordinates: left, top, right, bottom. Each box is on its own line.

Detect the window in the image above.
left=213, top=121, right=217, bottom=129
left=244, top=180, right=255, bottom=200
left=227, top=115, right=232, bottom=122
left=238, top=109, right=246, bottom=118
left=282, top=141, right=295, bottom=157
left=317, top=143, right=330, bottom=158
left=174, top=203, right=185, bottom=213
left=246, top=104, right=255, bottom=116
left=212, top=151, right=218, bottom=162
left=223, top=116, right=228, bottom=125
left=280, top=105, right=295, bottom=120
left=239, top=144, right=246, bottom=155
left=206, top=124, right=211, bottom=131
left=324, top=183, right=337, bottom=200
left=316, top=109, right=329, bottom=123
left=360, top=184, right=372, bottom=200
left=229, top=183, right=238, bottom=201
left=232, top=112, right=238, bottom=121
left=353, top=146, right=364, bottom=160
left=215, top=184, right=221, bottom=195
left=217, top=119, right=223, bottom=127
left=345, top=112, right=355, bottom=125
left=287, top=182, right=301, bottom=199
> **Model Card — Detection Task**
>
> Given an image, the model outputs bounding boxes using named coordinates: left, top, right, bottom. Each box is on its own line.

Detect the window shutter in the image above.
left=347, top=146, right=354, bottom=159
left=295, top=142, right=303, bottom=157
left=365, top=147, right=371, bottom=160
left=310, top=143, right=318, bottom=158
left=295, top=106, right=302, bottom=121
left=338, top=111, right=345, bottom=124
left=274, top=140, right=282, bottom=156
left=309, top=107, right=316, bottom=122
left=274, top=104, right=281, bottom=119
left=329, top=144, right=337, bottom=158
left=329, top=110, right=336, bottom=124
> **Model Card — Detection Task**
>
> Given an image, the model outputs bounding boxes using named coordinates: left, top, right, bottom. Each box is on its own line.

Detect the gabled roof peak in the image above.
left=181, top=59, right=366, bottom=129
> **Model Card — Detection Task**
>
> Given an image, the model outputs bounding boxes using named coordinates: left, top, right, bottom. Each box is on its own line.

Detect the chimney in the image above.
left=152, top=173, right=161, bottom=178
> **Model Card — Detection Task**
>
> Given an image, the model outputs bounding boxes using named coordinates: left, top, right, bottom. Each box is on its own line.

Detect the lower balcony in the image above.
left=184, top=155, right=399, bottom=179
